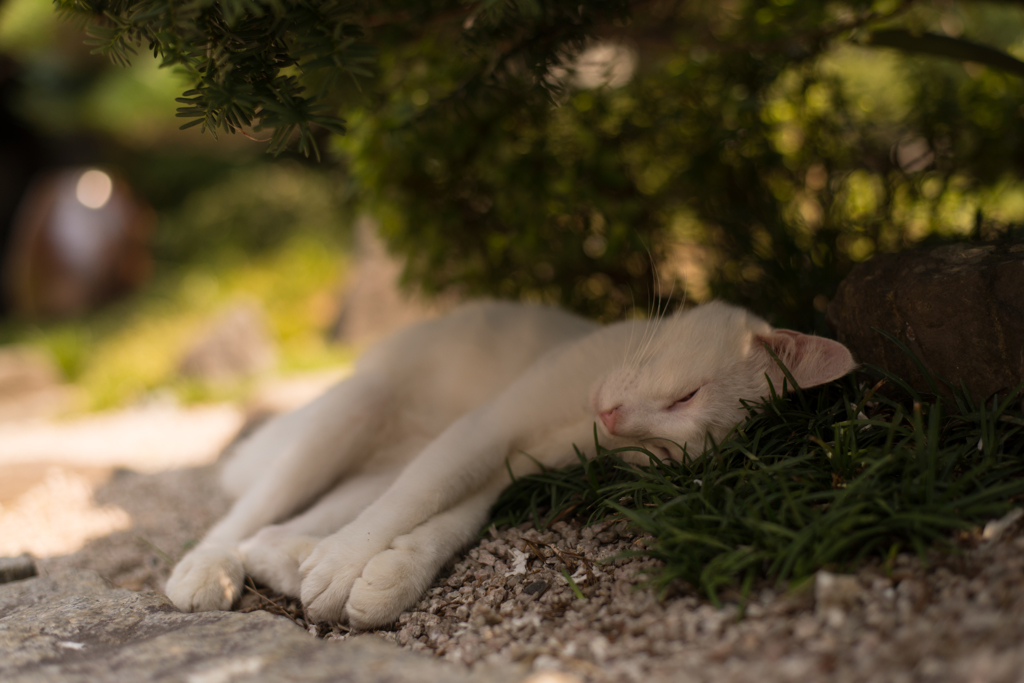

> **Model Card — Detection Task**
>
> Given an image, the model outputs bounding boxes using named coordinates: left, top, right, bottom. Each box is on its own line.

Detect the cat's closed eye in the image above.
left=671, top=387, right=700, bottom=408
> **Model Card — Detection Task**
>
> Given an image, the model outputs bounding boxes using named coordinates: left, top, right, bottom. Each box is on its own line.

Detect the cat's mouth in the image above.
left=642, top=441, right=674, bottom=462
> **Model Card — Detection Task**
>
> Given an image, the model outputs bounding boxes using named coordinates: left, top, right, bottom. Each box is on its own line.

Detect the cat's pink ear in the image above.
left=755, top=329, right=857, bottom=389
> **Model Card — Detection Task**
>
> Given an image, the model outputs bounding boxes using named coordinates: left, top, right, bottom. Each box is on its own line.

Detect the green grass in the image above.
left=0, top=234, right=353, bottom=412
left=491, top=345, right=1024, bottom=605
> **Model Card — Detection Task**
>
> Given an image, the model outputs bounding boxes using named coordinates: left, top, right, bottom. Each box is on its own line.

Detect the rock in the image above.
left=814, top=571, right=863, bottom=629
left=827, top=240, right=1024, bottom=401
left=330, top=216, right=451, bottom=348
left=0, top=554, right=36, bottom=584
left=0, top=570, right=520, bottom=683
left=982, top=508, right=1024, bottom=543
left=814, top=570, right=861, bottom=612
left=178, top=303, right=277, bottom=382
left=523, top=673, right=584, bottom=683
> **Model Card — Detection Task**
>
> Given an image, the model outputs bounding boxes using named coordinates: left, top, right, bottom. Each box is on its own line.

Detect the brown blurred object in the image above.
left=827, top=239, right=1024, bottom=402
left=2, top=167, right=154, bottom=318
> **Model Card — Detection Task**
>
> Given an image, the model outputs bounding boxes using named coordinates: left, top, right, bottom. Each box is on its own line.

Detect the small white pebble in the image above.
left=983, top=508, right=1023, bottom=542
left=505, top=548, right=528, bottom=576
left=58, top=641, right=85, bottom=650
left=529, top=655, right=576, bottom=675
left=524, top=672, right=583, bottom=683
left=815, top=570, right=862, bottom=612
left=569, top=564, right=589, bottom=584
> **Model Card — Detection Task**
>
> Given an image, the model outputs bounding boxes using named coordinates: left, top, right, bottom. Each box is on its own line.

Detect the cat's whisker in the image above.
left=622, top=291, right=639, bottom=372
left=626, top=241, right=675, bottom=369
left=628, top=281, right=657, bottom=370
left=635, top=312, right=659, bottom=367
left=645, top=275, right=680, bottom=362
left=621, top=288, right=638, bottom=371
left=635, top=259, right=672, bottom=366
left=633, top=299, right=658, bottom=369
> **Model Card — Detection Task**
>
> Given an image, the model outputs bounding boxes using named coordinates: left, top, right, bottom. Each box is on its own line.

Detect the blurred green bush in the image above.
left=23, top=0, right=1024, bottom=339
left=334, top=1, right=1024, bottom=330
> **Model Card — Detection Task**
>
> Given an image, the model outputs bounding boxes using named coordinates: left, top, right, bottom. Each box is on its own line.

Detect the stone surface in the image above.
left=0, top=570, right=523, bottom=683
left=0, top=554, right=36, bottom=584
left=178, top=303, right=277, bottom=382
left=30, top=464, right=230, bottom=590
left=0, top=401, right=243, bottom=559
left=0, top=402, right=243, bottom=472
left=827, top=240, right=1024, bottom=401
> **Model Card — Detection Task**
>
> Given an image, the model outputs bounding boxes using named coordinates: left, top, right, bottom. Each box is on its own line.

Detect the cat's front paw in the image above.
left=299, top=530, right=380, bottom=623
left=346, top=534, right=438, bottom=630
left=165, top=545, right=244, bottom=612
left=239, top=529, right=317, bottom=598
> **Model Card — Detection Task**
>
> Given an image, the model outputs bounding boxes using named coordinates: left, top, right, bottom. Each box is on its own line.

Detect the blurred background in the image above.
left=0, top=0, right=356, bottom=417
left=0, top=0, right=1023, bottom=417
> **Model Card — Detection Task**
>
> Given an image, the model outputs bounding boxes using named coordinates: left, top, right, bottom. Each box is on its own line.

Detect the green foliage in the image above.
left=56, top=0, right=1024, bottom=328
left=55, top=0, right=365, bottom=157
left=154, top=161, right=350, bottom=263
left=491, top=357, right=1024, bottom=603
left=53, top=0, right=630, bottom=159
left=334, top=1, right=1024, bottom=328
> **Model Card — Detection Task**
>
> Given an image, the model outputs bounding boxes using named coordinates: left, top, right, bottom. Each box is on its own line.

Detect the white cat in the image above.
left=166, top=300, right=855, bottom=629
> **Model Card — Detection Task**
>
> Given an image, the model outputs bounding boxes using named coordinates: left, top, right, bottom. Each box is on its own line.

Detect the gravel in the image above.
left=326, top=513, right=1024, bottom=683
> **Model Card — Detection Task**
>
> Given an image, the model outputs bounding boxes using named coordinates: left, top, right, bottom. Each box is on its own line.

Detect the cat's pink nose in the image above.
left=600, top=406, right=620, bottom=435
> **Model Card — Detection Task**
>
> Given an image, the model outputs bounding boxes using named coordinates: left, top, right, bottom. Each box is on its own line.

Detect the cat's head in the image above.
left=591, top=301, right=856, bottom=461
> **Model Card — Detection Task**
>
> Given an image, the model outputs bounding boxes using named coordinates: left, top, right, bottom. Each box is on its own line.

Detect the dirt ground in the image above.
left=4, top=389, right=1024, bottom=683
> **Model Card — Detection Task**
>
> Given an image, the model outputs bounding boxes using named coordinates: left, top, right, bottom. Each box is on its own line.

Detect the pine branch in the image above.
left=55, top=0, right=638, bottom=156
left=57, top=0, right=365, bottom=156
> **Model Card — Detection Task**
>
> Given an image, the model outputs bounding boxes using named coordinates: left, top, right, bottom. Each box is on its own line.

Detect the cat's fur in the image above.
left=166, top=300, right=855, bottom=628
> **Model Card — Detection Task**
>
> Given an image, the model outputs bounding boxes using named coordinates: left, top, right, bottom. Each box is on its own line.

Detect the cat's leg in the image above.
left=297, top=412, right=508, bottom=621
left=239, top=469, right=397, bottom=597
left=166, top=371, right=392, bottom=613
left=299, top=414, right=591, bottom=622
left=219, top=403, right=320, bottom=499
left=344, top=472, right=508, bottom=629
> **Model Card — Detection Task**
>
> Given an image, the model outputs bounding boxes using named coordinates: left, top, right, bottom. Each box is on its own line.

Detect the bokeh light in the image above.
left=75, top=170, right=113, bottom=210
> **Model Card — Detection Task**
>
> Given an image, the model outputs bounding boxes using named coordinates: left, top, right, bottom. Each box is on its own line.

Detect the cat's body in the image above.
left=166, top=300, right=855, bottom=628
